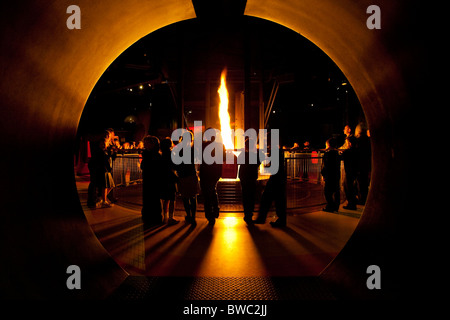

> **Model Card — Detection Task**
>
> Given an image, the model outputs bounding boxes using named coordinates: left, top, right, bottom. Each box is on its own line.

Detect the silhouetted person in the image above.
left=99, top=136, right=116, bottom=208
left=237, top=137, right=260, bottom=225
left=339, top=125, right=358, bottom=210
left=321, top=138, right=341, bottom=212
left=200, top=129, right=224, bottom=225
left=340, top=125, right=352, bottom=149
left=160, top=137, right=179, bottom=225
left=88, top=130, right=115, bottom=208
left=106, top=128, right=119, bottom=204
left=254, top=142, right=286, bottom=227
left=87, top=131, right=109, bottom=208
left=175, top=131, right=199, bottom=227
left=141, top=135, right=163, bottom=226
left=354, top=123, right=371, bottom=204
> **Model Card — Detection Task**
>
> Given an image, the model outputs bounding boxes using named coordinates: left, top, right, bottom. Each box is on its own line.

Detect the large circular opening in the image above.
left=75, top=16, right=368, bottom=279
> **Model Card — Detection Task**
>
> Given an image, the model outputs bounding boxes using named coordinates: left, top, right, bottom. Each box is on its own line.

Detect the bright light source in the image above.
left=218, top=68, right=234, bottom=150
left=223, top=217, right=238, bottom=228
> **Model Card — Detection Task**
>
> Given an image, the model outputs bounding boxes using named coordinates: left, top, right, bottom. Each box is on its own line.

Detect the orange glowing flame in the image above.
left=218, top=69, right=234, bottom=150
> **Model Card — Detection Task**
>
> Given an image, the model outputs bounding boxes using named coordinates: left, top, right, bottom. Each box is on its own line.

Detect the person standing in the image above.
left=140, top=135, right=163, bottom=226
left=106, top=128, right=119, bottom=204
left=200, top=129, right=224, bottom=226
left=238, top=138, right=260, bottom=225
left=254, top=142, right=286, bottom=228
left=321, top=138, right=341, bottom=212
left=87, top=131, right=109, bottom=209
left=339, top=125, right=358, bottom=210
left=160, top=137, right=179, bottom=225
left=175, top=131, right=199, bottom=227
left=354, top=123, right=371, bottom=205
left=93, top=134, right=116, bottom=208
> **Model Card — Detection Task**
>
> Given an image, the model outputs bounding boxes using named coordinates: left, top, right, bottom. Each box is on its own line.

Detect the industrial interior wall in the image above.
left=0, top=0, right=425, bottom=299
left=0, top=0, right=196, bottom=299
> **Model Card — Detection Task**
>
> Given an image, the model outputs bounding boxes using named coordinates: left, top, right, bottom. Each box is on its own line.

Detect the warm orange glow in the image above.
left=223, top=216, right=239, bottom=228
left=222, top=217, right=238, bottom=249
left=311, top=150, right=318, bottom=164
left=218, top=68, right=234, bottom=150
left=195, top=217, right=267, bottom=277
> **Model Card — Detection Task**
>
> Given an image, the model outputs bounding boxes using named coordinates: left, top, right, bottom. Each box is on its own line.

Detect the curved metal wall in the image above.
left=245, top=0, right=423, bottom=299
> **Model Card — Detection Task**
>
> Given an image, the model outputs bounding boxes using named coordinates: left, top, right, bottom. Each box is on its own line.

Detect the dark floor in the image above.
left=109, top=275, right=336, bottom=300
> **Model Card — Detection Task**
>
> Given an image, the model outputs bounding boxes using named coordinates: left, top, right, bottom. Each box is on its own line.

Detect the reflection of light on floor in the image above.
left=223, top=217, right=238, bottom=249
left=223, top=216, right=238, bottom=227
left=195, top=217, right=266, bottom=277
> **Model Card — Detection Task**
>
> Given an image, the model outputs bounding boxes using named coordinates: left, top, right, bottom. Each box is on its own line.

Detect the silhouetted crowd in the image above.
left=87, top=123, right=370, bottom=227
left=320, top=123, right=371, bottom=212
left=138, top=130, right=286, bottom=228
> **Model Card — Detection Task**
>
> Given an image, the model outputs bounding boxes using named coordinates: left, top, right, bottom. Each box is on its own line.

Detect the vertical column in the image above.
left=205, top=71, right=211, bottom=128
left=234, top=91, right=245, bottom=149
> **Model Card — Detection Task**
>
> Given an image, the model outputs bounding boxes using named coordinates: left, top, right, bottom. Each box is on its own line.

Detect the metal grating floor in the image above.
left=186, top=277, right=279, bottom=300
left=109, top=276, right=336, bottom=300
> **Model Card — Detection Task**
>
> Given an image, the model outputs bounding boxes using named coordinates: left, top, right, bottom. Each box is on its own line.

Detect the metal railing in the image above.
left=284, top=152, right=327, bottom=210
left=284, top=151, right=323, bottom=183
left=112, top=153, right=143, bottom=187
left=111, top=152, right=335, bottom=212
